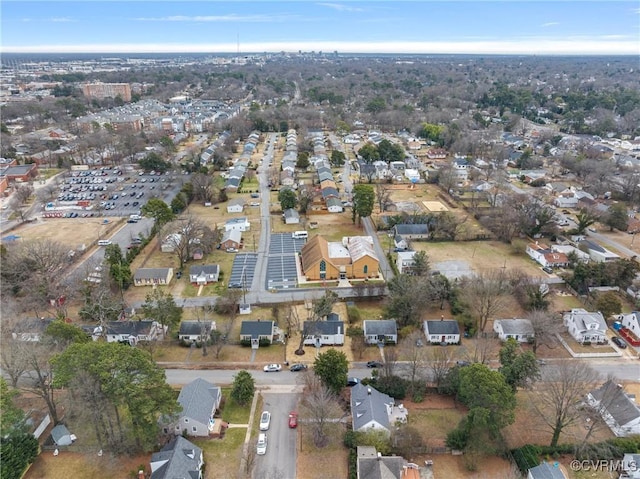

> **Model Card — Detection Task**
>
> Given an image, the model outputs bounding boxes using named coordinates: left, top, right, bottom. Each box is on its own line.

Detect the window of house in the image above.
left=320, top=260, right=326, bottom=272
left=192, top=426, right=197, bottom=432
left=184, top=418, right=189, bottom=423
left=364, top=265, right=368, bottom=274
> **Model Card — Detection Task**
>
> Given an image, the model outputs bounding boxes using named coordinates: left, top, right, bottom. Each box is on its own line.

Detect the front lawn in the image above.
left=193, top=428, right=245, bottom=479
left=220, top=387, right=251, bottom=424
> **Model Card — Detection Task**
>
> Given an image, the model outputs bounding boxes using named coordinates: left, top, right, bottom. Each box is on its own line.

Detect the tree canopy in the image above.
left=498, top=338, right=540, bottom=391
left=278, top=188, right=298, bottom=211
left=141, top=198, right=175, bottom=232
left=352, top=184, right=375, bottom=224
left=314, top=349, right=348, bottom=395
left=231, top=370, right=255, bottom=406
left=141, top=288, right=182, bottom=337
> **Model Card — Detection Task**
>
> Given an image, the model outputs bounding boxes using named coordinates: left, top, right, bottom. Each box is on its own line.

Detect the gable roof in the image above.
left=357, top=446, right=406, bottom=479
left=394, top=224, right=429, bottom=235
left=495, top=319, right=534, bottom=336
left=221, top=229, right=242, bottom=243
left=134, top=268, right=172, bottom=280
left=226, top=216, right=248, bottom=225
left=188, top=265, right=219, bottom=277
left=346, top=236, right=378, bottom=262
left=105, top=320, right=156, bottom=336
left=177, top=378, right=221, bottom=425
left=150, top=436, right=202, bottom=479
left=303, top=320, right=344, bottom=336
left=284, top=208, right=300, bottom=219
left=179, top=321, right=214, bottom=336
left=363, top=320, right=397, bottom=336
left=424, top=320, right=460, bottom=335
left=240, top=320, right=274, bottom=338
left=528, top=462, right=567, bottom=479
left=351, top=383, right=393, bottom=431
left=590, top=380, right=640, bottom=427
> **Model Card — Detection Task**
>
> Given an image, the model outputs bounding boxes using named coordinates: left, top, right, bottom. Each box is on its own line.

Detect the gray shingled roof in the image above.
left=590, top=380, right=640, bottom=428
left=105, top=320, right=155, bottom=336
left=394, top=224, right=429, bottom=235
left=356, top=446, right=406, bottom=479
left=150, top=436, right=202, bottom=479
left=177, top=378, right=221, bottom=425
left=179, top=321, right=213, bottom=336
left=351, top=383, right=393, bottom=431
left=363, top=320, right=397, bottom=337
left=134, top=268, right=171, bottom=280
left=528, top=462, right=567, bottom=479
left=425, top=320, right=460, bottom=335
left=303, top=320, right=344, bottom=336
left=240, top=320, right=274, bottom=339
left=495, top=319, right=534, bottom=336
left=188, top=265, right=219, bottom=277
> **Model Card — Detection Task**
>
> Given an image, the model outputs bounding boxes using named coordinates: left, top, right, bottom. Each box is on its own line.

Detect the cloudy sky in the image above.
left=2, top=0, right=639, bottom=55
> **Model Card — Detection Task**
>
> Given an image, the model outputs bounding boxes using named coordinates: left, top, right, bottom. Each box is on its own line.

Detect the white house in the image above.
left=226, top=198, right=245, bottom=213
left=178, top=320, right=215, bottom=344
left=303, top=320, right=345, bottom=346
left=551, top=244, right=590, bottom=263
left=553, top=195, right=578, bottom=208
left=224, top=217, right=250, bottom=232
left=526, top=242, right=570, bottom=268
left=621, top=454, right=640, bottom=479
left=423, top=319, right=461, bottom=344
left=404, top=168, right=420, bottom=182
left=563, top=308, right=608, bottom=343
left=493, top=319, right=535, bottom=342
left=161, top=233, right=183, bottom=253
left=452, top=157, right=469, bottom=181
left=99, top=320, right=167, bottom=345
left=362, top=320, right=398, bottom=345
left=579, top=239, right=620, bottom=263
left=396, top=251, right=416, bottom=274
left=283, top=208, right=300, bottom=224
left=586, top=380, right=640, bottom=437
left=171, top=378, right=222, bottom=437
left=188, top=265, right=219, bottom=285
left=527, top=462, right=568, bottom=479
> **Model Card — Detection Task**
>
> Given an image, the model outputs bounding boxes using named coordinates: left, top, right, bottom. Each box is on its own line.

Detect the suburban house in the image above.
left=563, top=308, right=608, bottom=343
left=280, top=170, right=295, bottom=187
left=224, top=217, right=250, bottom=232
left=283, top=208, right=300, bottom=224
left=452, top=157, right=469, bottom=180
left=586, top=380, right=640, bottom=437
left=150, top=436, right=203, bottom=479
left=622, top=454, right=640, bottom=479
left=302, top=320, right=345, bottom=346
left=356, top=446, right=425, bottom=479
left=133, top=267, right=173, bottom=287
left=393, top=223, right=429, bottom=240
left=97, top=320, right=167, bottom=345
left=226, top=198, right=245, bottom=213
left=578, top=239, right=620, bottom=263
left=493, top=319, right=535, bottom=343
left=350, top=383, right=408, bottom=435
left=326, top=197, right=344, bottom=213
left=526, top=242, right=570, bottom=268
left=551, top=244, right=590, bottom=263
left=239, top=320, right=276, bottom=348
left=220, top=229, right=242, bottom=250
left=178, top=320, right=215, bottom=344
left=188, top=265, right=219, bottom=285
left=10, top=317, right=55, bottom=342
left=161, top=233, right=182, bottom=253
left=299, top=235, right=379, bottom=281
left=170, top=378, right=222, bottom=437
left=553, top=195, right=578, bottom=209
left=362, top=320, right=398, bottom=345
left=527, top=462, right=568, bottom=479
left=396, top=251, right=417, bottom=274
left=423, top=319, right=461, bottom=344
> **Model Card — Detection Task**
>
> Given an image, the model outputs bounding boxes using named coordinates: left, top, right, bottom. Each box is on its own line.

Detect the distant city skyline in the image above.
left=1, top=1, right=639, bottom=55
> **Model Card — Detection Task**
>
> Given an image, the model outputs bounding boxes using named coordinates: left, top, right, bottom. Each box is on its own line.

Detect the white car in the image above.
left=256, top=433, right=267, bottom=455
left=263, top=364, right=282, bottom=373
left=259, top=411, right=271, bottom=431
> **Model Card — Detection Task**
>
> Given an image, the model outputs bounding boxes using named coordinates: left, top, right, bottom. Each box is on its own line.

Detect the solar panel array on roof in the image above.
left=265, top=233, right=303, bottom=289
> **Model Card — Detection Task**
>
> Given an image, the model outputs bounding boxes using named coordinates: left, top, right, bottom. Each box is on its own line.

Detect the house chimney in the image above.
left=138, top=470, right=145, bottom=479
left=367, top=387, right=372, bottom=395
left=377, top=452, right=382, bottom=460
left=441, top=315, right=444, bottom=321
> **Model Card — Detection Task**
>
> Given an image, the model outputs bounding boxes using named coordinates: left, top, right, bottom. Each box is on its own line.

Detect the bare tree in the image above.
left=299, top=371, right=344, bottom=448
left=380, top=347, right=398, bottom=378
left=375, top=182, right=393, bottom=213
left=0, top=335, right=29, bottom=387
left=427, top=345, right=453, bottom=390
left=527, top=309, right=562, bottom=354
left=459, top=270, right=512, bottom=333
left=162, top=215, right=217, bottom=269
left=13, top=183, right=34, bottom=204
left=190, top=172, right=216, bottom=203
left=529, top=361, right=600, bottom=447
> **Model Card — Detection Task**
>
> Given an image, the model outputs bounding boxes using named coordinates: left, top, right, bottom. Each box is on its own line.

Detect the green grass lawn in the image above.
left=220, top=387, right=252, bottom=423
left=410, top=408, right=466, bottom=443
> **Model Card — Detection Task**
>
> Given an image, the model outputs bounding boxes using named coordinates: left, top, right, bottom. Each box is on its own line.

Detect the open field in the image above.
left=25, top=451, right=150, bottom=479
left=4, top=216, right=125, bottom=251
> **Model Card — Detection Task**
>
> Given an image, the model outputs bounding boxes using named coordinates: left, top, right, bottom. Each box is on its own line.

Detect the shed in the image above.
left=51, top=424, right=74, bottom=446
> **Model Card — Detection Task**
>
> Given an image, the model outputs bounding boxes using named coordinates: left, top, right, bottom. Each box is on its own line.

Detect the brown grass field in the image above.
left=25, top=451, right=150, bottom=479
left=296, top=423, right=349, bottom=479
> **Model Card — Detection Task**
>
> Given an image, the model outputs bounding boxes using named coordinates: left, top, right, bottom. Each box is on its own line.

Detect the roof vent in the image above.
left=367, top=388, right=372, bottom=395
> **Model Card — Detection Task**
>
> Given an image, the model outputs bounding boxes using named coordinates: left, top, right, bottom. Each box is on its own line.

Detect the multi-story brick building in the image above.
left=81, top=82, right=132, bottom=102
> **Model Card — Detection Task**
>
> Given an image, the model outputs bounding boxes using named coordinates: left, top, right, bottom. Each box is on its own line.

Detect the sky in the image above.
left=1, top=1, right=639, bottom=55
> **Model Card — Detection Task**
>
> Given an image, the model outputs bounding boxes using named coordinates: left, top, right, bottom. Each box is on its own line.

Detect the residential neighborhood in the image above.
left=1, top=45, right=640, bottom=479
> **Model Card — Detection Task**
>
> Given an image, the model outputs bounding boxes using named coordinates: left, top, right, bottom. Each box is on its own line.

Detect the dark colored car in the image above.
left=612, top=336, right=627, bottom=348
left=347, top=377, right=360, bottom=387
left=366, top=361, right=383, bottom=368
left=289, top=363, right=308, bottom=372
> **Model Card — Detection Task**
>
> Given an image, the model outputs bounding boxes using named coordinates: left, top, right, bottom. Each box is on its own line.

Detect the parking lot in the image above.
left=228, top=253, right=258, bottom=289
left=47, top=166, right=185, bottom=220
left=265, top=233, right=305, bottom=290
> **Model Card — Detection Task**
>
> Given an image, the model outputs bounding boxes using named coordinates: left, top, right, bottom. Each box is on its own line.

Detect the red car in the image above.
left=288, top=412, right=298, bottom=429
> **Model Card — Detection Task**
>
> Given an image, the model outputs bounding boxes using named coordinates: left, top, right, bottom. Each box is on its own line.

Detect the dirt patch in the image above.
left=415, top=453, right=515, bottom=479
left=25, top=451, right=149, bottom=479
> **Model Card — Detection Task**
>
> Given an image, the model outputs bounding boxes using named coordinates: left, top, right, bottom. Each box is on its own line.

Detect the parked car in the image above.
left=542, top=266, right=554, bottom=274
left=347, top=377, right=360, bottom=387
left=259, top=411, right=271, bottom=431
left=289, top=363, right=307, bottom=372
left=288, top=412, right=298, bottom=429
left=366, top=361, right=383, bottom=368
left=263, top=364, right=282, bottom=372
left=256, top=433, right=267, bottom=455
left=612, top=336, right=627, bottom=349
